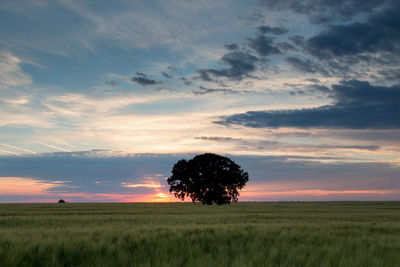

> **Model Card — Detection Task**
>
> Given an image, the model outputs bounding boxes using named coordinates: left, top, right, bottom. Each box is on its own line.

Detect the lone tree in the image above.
left=167, top=153, right=249, bottom=205
left=58, top=199, right=66, bottom=203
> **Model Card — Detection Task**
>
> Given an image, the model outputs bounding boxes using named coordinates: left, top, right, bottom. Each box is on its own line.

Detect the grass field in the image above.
left=0, top=202, right=399, bottom=266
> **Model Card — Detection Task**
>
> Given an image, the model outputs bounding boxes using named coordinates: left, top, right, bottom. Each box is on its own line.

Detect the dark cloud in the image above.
left=288, top=89, right=306, bottom=96
left=276, top=82, right=328, bottom=97
left=192, top=86, right=254, bottom=95
left=197, top=70, right=213, bottom=81
left=306, top=6, right=400, bottom=58
left=197, top=136, right=380, bottom=151
left=197, top=51, right=258, bottom=81
left=258, top=0, right=395, bottom=24
left=131, top=76, right=159, bottom=86
left=286, top=57, right=330, bottom=76
left=224, top=43, right=239, bottom=50
left=238, top=11, right=264, bottom=24
left=162, top=72, right=173, bottom=79
left=308, top=84, right=330, bottom=93
left=283, top=83, right=307, bottom=88
left=167, top=66, right=177, bottom=72
left=257, top=25, right=289, bottom=35
left=135, top=71, right=146, bottom=77
left=305, top=78, right=320, bottom=83
left=155, top=87, right=175, bottom=92
left=104, top=80, right=118, bottom=86
left=324, top=129, right=400, bottom=143
left=324, top=60, right=354, bottom=78
left=131, top=72, right=160, bottom=86
left=378, top=69, right=400, bottom=81
left=193, top=86, right=236, bottom=95
left=302, top=144, right=381, bottom=151
left=180, top=77, right=193, bottom=86
left=289, top=35, right=305, bottom=46
left=247, top=35, right=281, bottom=56
left=276, top=42, right=296, bottom=51
left=196, top=136, right=235, bottom=142
left=217, top=80, right=400, bottom=129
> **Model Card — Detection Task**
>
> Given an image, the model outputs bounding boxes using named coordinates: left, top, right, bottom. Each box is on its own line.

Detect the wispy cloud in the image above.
left=0, top=51, right=32, bottom=90
left=0, top=177, right=68, bottom=196
left=36, top=142, right=71, bottom=152
left=240, top=188, right=400, bottom=201
left=121, top=182, right=163, bottom=188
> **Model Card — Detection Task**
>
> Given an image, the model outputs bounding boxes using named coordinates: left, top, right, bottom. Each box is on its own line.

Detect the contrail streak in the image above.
left=0, top=149, right=20, bottom=155
left=0, top=143, right=36, bottom=154
left=36, top=142, right=71, bottom=152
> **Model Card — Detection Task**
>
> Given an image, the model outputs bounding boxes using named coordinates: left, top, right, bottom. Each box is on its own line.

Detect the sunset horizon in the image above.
left=1, top=0, right=399, bottom=203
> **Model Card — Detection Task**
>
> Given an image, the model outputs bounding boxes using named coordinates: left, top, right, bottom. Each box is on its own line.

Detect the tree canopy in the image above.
left=167, top=153, right=249, bottom=205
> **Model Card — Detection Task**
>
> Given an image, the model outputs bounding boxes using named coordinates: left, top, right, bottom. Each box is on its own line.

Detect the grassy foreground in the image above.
left=0, top=202, right=399, bottom=266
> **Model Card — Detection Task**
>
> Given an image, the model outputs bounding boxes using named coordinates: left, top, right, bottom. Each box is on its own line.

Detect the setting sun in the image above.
left=139, top=192, right=175, bottom=203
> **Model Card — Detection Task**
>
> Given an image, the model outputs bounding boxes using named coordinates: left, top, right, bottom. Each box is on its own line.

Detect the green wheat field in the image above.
left=0, top=202, right=399, bottom=266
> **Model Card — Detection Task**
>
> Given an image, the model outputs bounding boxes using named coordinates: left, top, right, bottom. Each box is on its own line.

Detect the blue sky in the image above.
left=0, top=0, right=399, bottom=202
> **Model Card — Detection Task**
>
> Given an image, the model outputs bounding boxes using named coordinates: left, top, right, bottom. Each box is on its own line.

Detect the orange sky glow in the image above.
left=2, top=177, right=399, bottom=203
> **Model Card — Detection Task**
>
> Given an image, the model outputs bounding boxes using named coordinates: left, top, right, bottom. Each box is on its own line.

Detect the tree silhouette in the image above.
left=167, top=153, right=249, bottom=205
left=58, top=199, right=66, bottom=203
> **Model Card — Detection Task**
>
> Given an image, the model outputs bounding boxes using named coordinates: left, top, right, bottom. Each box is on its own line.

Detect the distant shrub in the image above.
left=58, top=199, right=66, bottom=203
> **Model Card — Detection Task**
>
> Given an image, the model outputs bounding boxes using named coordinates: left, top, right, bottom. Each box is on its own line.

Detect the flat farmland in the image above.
left=0, top=202, right=399, bottom=266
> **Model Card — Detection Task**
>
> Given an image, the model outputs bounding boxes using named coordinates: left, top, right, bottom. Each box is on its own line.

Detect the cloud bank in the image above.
left=218, top=80, right=400, bottom=129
